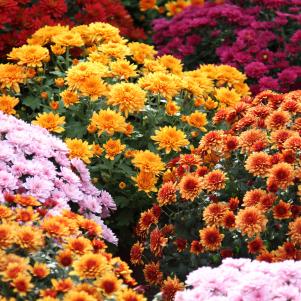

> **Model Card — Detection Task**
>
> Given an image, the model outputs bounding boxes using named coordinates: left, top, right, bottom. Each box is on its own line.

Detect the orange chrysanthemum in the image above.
left=161, top=276, right=184, bottom=301
left=247, top=237, right=265, bottom=254
left=239, top=129, right=268, bottom=153
left=222, top=211, right=236, bottom=229
left=190, top=240, right=203, bottom=255
left=203, top=202, right=228, bottom=227
left=130, top=242, right=144, bottom=265
left=203, top=170, right=226, bottom=192
left=273, top=200, right=291, bottom=220
left=103, top=139, right=126, bottom=160
left=199, top=226, right=224, bottom=251
left=11, top=275, right=33, bottom=296
left=0, top=223, right=14, bottom=249
left=179, top=174, right=203, bottom=201
left=151, top=126, right=189, bottom=154
left=16, top=226, right=44, bottom=251
left=242, top=189, right=266, bottom=207
left=288, top=217, right=301, bottom=245
left=245, top=152, right=271, bottom=176
left=150, top=228, right=168, bottom=257
left=143, top=262, right=163, bottom=285
left=236, top=207, right=267, bottom=237
left=94, top=273, right=121, bottom=295
left=66, top=237, right=93, bottom=255
left=267, top=162, right=294, bottom=189
left=32, top=263, right=50, bottom=279
left=266, top=110, right=290, bottom=130
left=138, top=209, right=158, bottom=233
left=72, top=253, right=107, bottom=279
left=32, top=112, right=65, bottom=133
left=132, top=150, right=165, bottom=175
left=157, top=181, right=177, bottom=206
left=56, top=249, right=73, bottom=267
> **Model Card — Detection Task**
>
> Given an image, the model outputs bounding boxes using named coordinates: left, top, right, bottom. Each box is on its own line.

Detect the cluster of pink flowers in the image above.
left=175, top=258, right=301, bottom=301
left=153, top=1, right=301, bottom=93
left=0, top=112, right=117, bottom=243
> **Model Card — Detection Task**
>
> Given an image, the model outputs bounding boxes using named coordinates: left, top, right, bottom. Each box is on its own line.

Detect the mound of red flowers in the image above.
left=0, top=0, right=145, bottom=58
left=153, top=0, right=301, bottom=94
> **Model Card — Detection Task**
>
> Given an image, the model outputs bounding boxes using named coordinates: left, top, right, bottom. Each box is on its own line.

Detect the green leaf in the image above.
left=23, top=96, right=41, bottom=110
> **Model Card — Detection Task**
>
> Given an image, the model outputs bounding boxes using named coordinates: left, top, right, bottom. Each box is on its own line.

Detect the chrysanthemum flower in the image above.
left=273, top=200, right=291, bottom=220
left=266, top=110, right=291, bottom=130
left=247, top=237, right=265, bottom=254
left=150, top=228, right=168, bottom=257
left=11, top=275, right=33, bottom=296
left=78, top=76, right=108, bottom=101
left=267, top=162, right=294, bottom=189
left=215, top=87, right=241, bottom=107
left=130, top=242, right=144, bottom=265
left=42, top=216, right=70, bottom=238
left=107, top=83, right=146, bottom=116
left=132, top=171, right=158, bottom=194
left=199, top=226, right=224, bottom=251
left=243, top=189, right=266, bottom=207
left=179, top=174, right=203, bottom=201
left=63, top=290, right=97, bottom=301
left=56, top=249, right=73, bottom=267
left=165, top=101, right=180, bottom=116
left=89, top=109, right=127, bottom=136
left=0, top=223, right=15, bottom=249
left=132, top=150, right=165, bottom=175
left=199, top=130, right=224, bottom=151
left=288, top=217, right=301, bottom=245
left=190, top=240, right=203, bottom=255
left=66, top=237, right=93, bottom=255
left=157, top=181, right=177, bottom=206
left=0, top=95, right=19, bottom=115
left=103, top=139, right=126, bottom=160
left=283, top=135, right=301, bottom=151
left=52, top=31, right=84, bottom=47
left=151, top=126, right=189, bottom=154
left=32, top=263, right=50, bottom=279
left=110, top=59, right=137, bottom=79
left=203, top=170, right=226, bottom=192
left=8, top=45, right=50, bottom=68
left=139, top=0, right=157, bottom=11
left=116, top=288, right=147, bottom=301
left=239, top=129, right=268, bottom=153
left=128, top=42, right=157, bottom=64
left=138, top=71, right=182, bottom=100
left=203, top=202, right=228, bottom=227
left=94, top=273, right=121, bottom=295
left=60, top=90, right=79, bottom=107
left=88, top=22, right=121, bottom=43
left=0, top=64, right=26, bottom=93
left=236, top=207, right=267, bottom=237
left=222, top=211, right=236, bottom=229
left=143, top=262, right=163, bottom=285
left=137, top=209, right=158, bottom=233
left=16, top=226, right=44, bottom=251
left=72, top=253, right=107, bottom=279
left=98, top=42, right=131, bottom=60
left=32, top=112, right=65, bottom=133
left=186, top=111, right=208, bottom=131
left=245, top=152, right=271, bottom=176
left=161, top=276, right=184, bottom=301
left=159, top=55, right=183, bottom=75
left=65, top=138, right=94, bottom=164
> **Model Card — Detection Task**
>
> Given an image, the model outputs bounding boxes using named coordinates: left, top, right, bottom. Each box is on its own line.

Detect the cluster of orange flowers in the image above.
left=0, top=193, right=146, bottom=301
left=131, top=90, right=301, bottom=299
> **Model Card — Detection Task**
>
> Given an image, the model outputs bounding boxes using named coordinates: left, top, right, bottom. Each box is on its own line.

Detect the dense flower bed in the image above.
left=0, top=193, right=146, bottom=300
left=175, top=258, right=301, bottom=300
left=0, top=22, right=249, bottom=248
left=0, top=0, right=145, bottom=59
left=153, top=0, right=301, bottom=93
left=0, top=112, right=117, bottom=243
left=132, top=89, right=301, bottom=299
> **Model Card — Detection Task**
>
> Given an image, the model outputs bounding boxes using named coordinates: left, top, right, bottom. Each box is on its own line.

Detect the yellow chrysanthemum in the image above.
left=138, top=71, right=182, bottom=100
left=0, top=95, right=19, bottom=115
left=63, top=291, right=97, bottom=301
left=132, top=150, right=165, bottom=175
left=8, top=45, right=50, bottom=68
left=132, top=171, right=158, bottom=194
left=103, top=139, right=126, bottom=160
left=139, top=0, right=157, bottom=11
left=98, top=42, right=131, bottom=59
left=77, top=76, right=108, bottom=101
left=184, top=70, right=214, bottom=96
left=215, top=87, right=241, bottom=107
left=27, top=25, right=69, bottom=45
left=158, top=55, right=183, bottom=75
left=89, top=109, right=127, bottom=136
left=15, top=226, right=44, bottom=251
left=109, top=59, right=137, bottom=79
left=107, top=83, right=146, bottom=116
left=186, top=111, right=208, bottom=131
left=88, top=22, right=121, bottom=43
left=0, top=64, right=26, bottom=93
left=71, top=25, right=94, bottom=45
left=32, top=112, right=65, bottom=133
left=151, top=126, right=189, bottom=153
left=165, top=0, right=190, bottom=16
left=66, top=61, right=107, bottom=90
left=116, top=288, right=147, bottom=301
left=128, top=42, right=157, bottom=64
left=94, top=273, right=121, bottom=295
left=65, top=138, right=94, bottom=164
left=60, top=90, right=79, bottom=107
left=72, top=253, right=107, bottom=279
left=52, top=30, right=84, bottom=47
